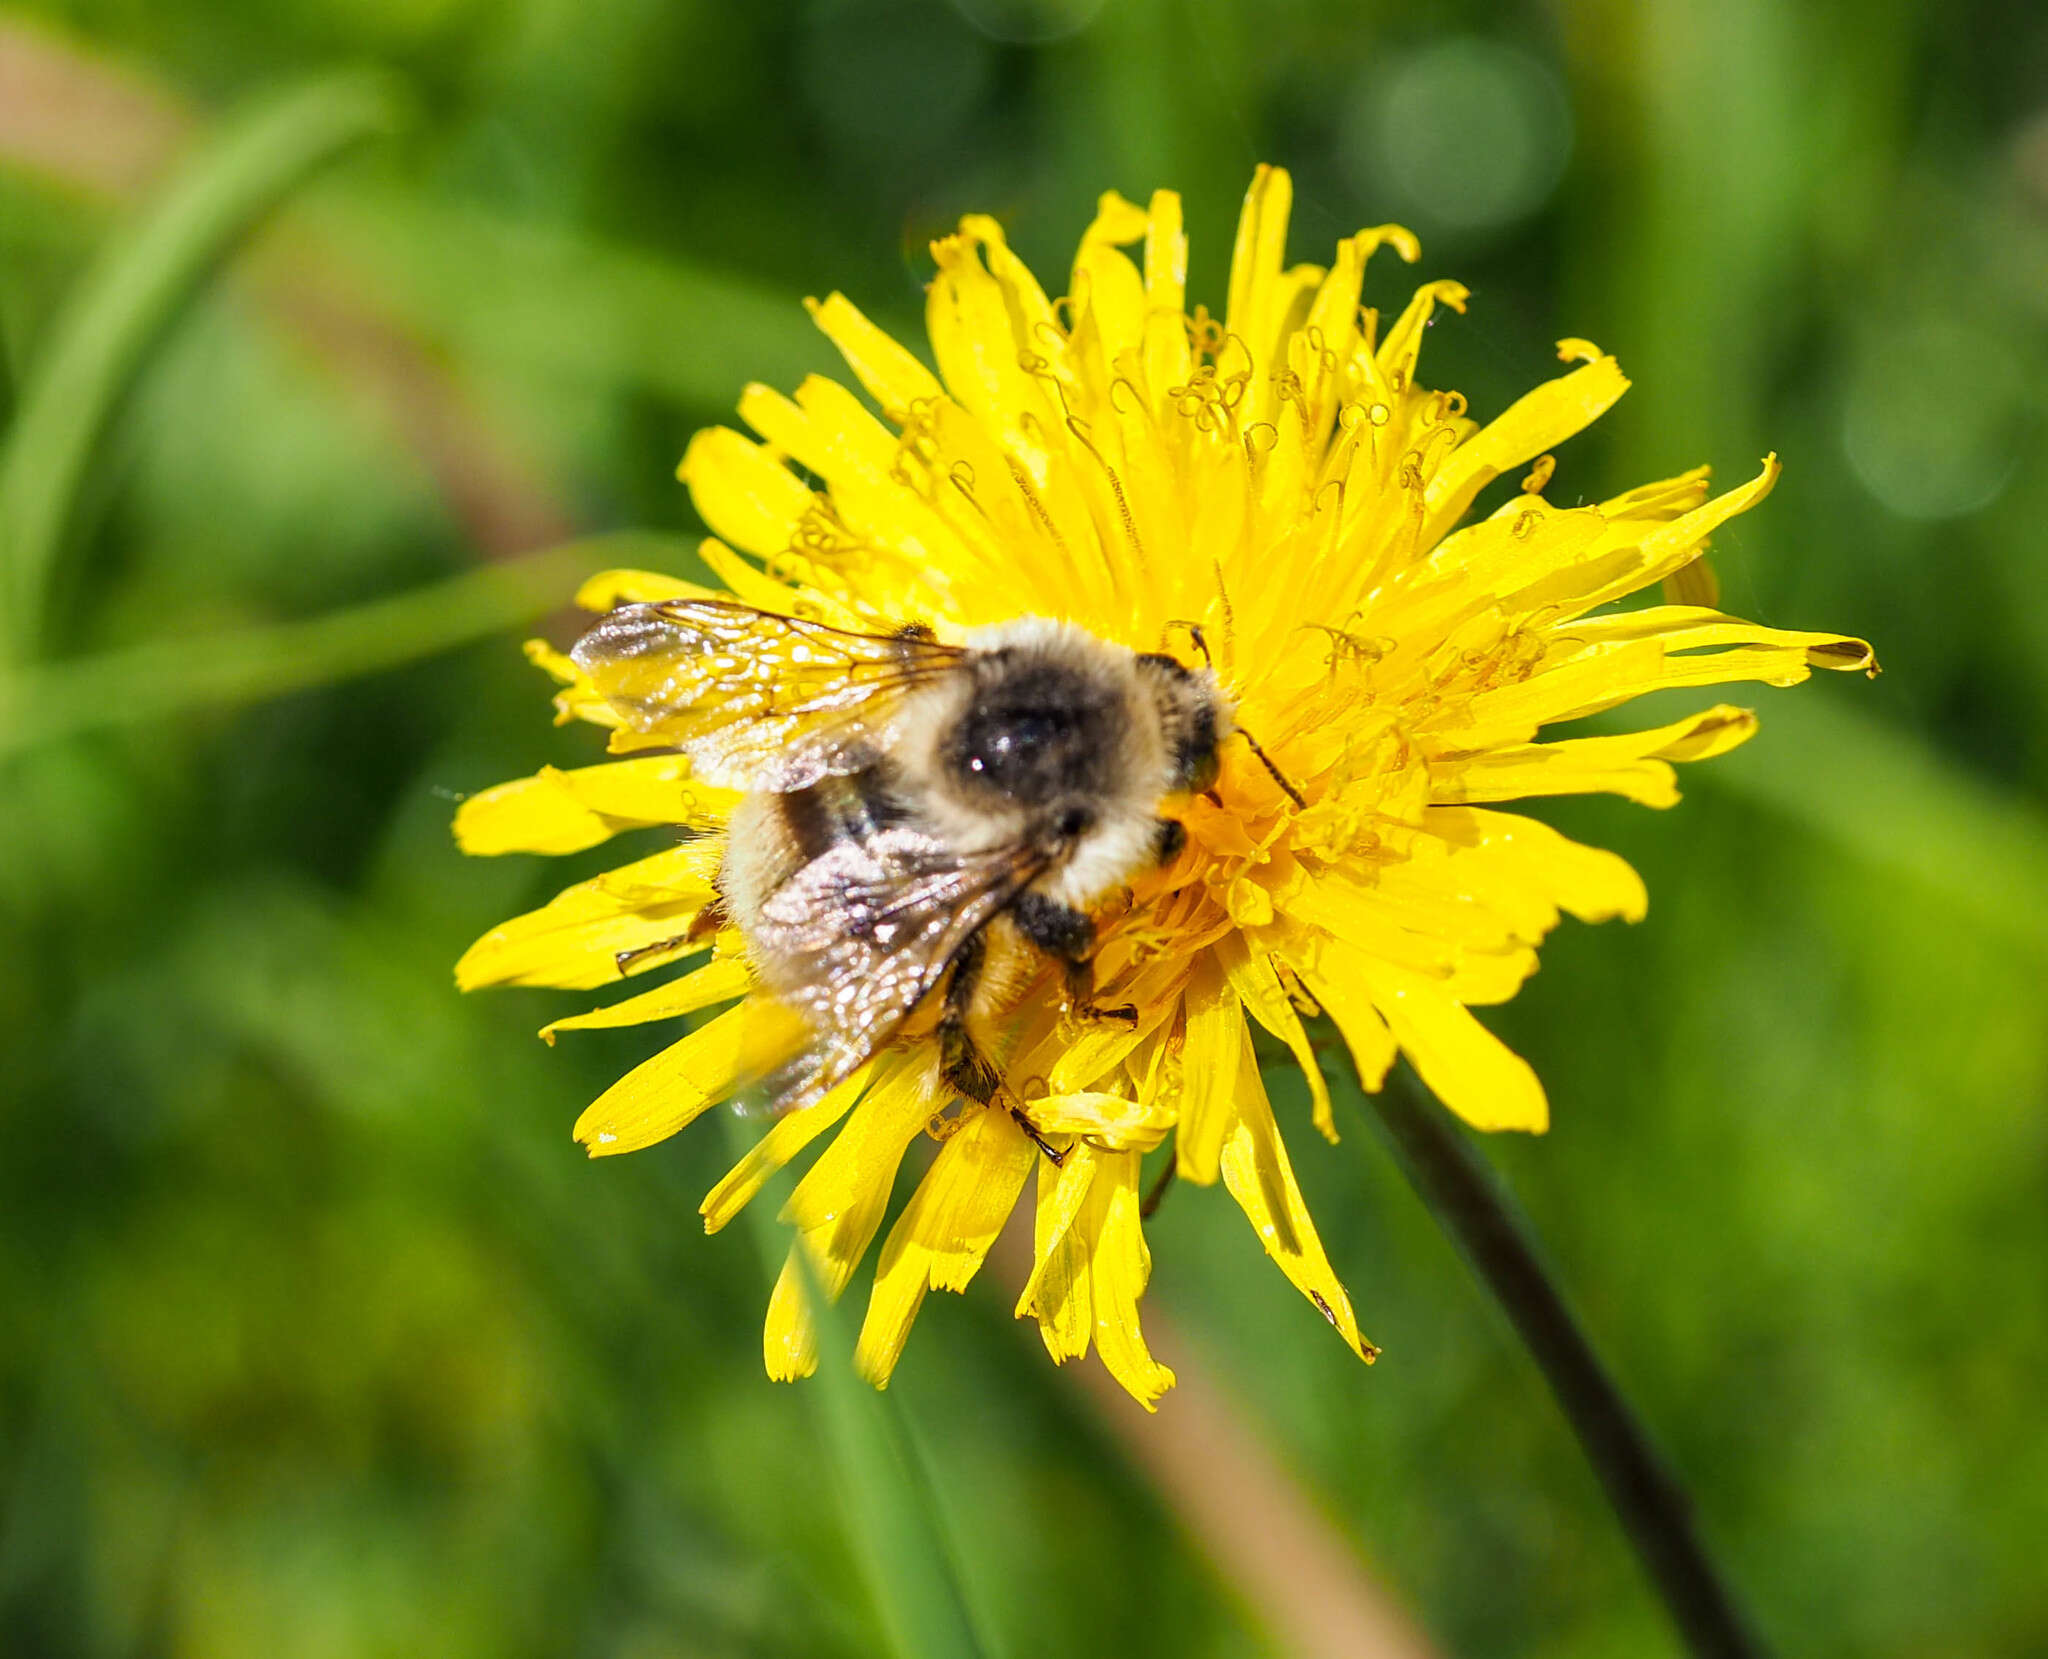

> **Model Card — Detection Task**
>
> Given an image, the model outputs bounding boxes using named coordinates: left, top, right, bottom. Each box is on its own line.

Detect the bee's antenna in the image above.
left=1164, top=618, right=1303, bottom=807
left=1236, top=725, right=1307, bottom=809
left=1163, top=619, right=1213, bottom=670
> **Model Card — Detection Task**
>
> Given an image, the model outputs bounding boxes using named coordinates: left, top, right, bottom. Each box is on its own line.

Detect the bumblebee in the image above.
left=570, top=600, right=1228, bottom=1154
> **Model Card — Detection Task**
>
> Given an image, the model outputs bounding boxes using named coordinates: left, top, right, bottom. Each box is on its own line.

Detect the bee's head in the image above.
left=1133, top=652, right=1229, bottom=794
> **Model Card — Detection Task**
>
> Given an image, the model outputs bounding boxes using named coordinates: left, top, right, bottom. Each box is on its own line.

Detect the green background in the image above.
left=2, top=0, right=2044, bottom=1654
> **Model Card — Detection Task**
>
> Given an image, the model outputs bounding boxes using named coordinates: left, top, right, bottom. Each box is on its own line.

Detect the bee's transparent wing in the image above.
left=570, top=600, right=967, bottom=792
left=747, top=825, right=1048, bottom=1113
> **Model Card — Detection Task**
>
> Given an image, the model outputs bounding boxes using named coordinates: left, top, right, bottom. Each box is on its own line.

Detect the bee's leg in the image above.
left=1011, top=892, right=1138, bottom=1027
left=614, top=933, right=691, bottom=974
left=939, top=930, right=1066, bottom=1164
left=615, top=898, right=729, bottom=972
left=1060, top=959, right=1138, bottom=1027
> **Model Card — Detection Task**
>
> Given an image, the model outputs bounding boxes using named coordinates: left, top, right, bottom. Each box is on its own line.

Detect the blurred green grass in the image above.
left=2, top=1, right=2045, bottom=1655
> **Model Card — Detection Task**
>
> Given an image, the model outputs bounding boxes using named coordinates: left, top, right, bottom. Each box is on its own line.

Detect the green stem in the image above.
left=1362, top=1066, right=1768, bottom=1659
left=0, top=70, right=404, bottom=664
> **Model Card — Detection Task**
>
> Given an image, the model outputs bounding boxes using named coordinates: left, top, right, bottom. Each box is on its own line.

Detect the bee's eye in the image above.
left=1165, top=698, right=1222, bottom=793
left=1182, top=746, right=1221, bottom=794
left=1055, top=805, right=1094, bottom=840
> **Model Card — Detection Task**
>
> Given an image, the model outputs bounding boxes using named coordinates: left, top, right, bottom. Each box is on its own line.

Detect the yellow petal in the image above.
left=1424, top=807, right=1648, bottom=925
left=1300, top=231, right=1370, bottom=360
left=1225, top=164, right=1290, bottom=340
left=1224, top=162, right=1320, bottom=388
left=1071, top=190, right=1150, bottom=362
left=454, top=757, right=732, bottom=857
left=540, top=955, right=751, bottom=1043
left=1376, top=279, right=1470, bottom=391
left=782, top=1058, right=939, bottom=1298
left=1013, top=1144, right=1174, bottom=1406
left=1141, top=188, right=1187, bottom=315
left=1216, top=931, right=1336, bottom=1143
left=1175, top=952, right=1246, bottom=1184
left=1086, top=1150, right=1175, bottom=1409
left=805, top=292, right=943, bottom=416
left=679, top=426, right=814, bottom=559
left=1028, top=1090, right=1174, bottom=1153
left=455, top=840, right=722, bottom=991
left=694, top=537, right=806, bottom=615
left=1037, top=971, right=1180, bottom=1094
left=855, top=1105, right=1034, bottom=1385
left=1436, top=705, right=1760, bottom=809
left=927, top=226, right=1059, bottom=464
left=524, top=639, right=620, bottom=730
left=574, top=569, right=718, bottom=611
left=572, top=1002, right=752, bottom=1156
left=1422, top=355, right=1630, bottom=543
left=1284, top=934, right=1399, bottom=1092
left=1507, top=455, right=1779, bottom=620
left=1218, top=1044, right=1375, bottom=1362
left=740, top=376, right=899, bottom=508
left=1016, top=1147, right=1099, bottom=1363
left=962, top=214, right=1061, bottom=363
left=764, top=1246, right=819, bottom=1382
left=700, top=1065, right=871, bottom=1234
left=1559, top=605, right=1876, bottom=673
left=1283, top=867, right=1469, bottom=974
left=1352, top=959, right=1549, bottom=1133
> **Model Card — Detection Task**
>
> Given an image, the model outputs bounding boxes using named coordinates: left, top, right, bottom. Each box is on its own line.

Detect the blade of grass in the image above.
left=0, top=69, right=405, bottom=664
left=0, top=533, right=687, bottom=758
left=720, top=1114, right=990, bottom=1659
left=0, top=307, right=14, bottom=436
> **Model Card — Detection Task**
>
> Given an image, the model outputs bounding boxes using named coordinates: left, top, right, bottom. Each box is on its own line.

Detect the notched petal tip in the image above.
left=1371, top=223, right=1422, bottom=264
left=1807, top=636, right=1878, bottom=675
left=1416, top=278, right=1471, bottom=315
left=1655, top=704, right=1759, bottom=762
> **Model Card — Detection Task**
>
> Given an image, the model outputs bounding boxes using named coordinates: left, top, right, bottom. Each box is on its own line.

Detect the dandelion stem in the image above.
left=1362, top=1066, right=1769, bottom=1659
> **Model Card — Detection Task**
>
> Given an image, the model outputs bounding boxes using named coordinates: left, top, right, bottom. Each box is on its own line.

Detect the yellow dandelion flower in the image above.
left=455, top=166, right=1873, bottom=1408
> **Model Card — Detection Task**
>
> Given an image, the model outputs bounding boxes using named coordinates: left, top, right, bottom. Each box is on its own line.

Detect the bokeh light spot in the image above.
left=1340, top=39, right=1573, bottom=235
left=1841, top=318, right=2027, bottom=521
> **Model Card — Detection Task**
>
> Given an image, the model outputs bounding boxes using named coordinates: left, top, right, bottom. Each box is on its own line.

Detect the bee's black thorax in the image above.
left=941, top=654, right=1121, bottom=809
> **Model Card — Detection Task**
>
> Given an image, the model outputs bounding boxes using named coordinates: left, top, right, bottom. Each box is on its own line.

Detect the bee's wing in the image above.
left=570, top=600, right=968, bottom=792
left=748, top=824, right=1048, bottom=1113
